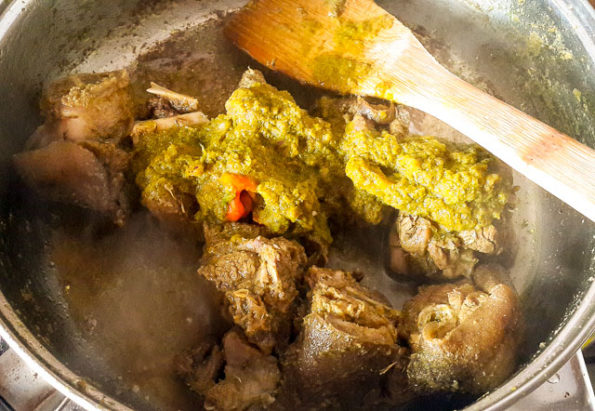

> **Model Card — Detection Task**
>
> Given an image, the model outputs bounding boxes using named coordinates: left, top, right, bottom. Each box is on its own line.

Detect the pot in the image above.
left=0, top=0, right=593, bottom=410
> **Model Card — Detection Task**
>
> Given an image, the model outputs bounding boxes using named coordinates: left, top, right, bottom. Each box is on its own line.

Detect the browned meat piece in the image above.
left=202, top=222, right=273, bottom=257
left=388, top=213, right=438, bottom=278
left=427, top=237, right=478, bottom=279
left=224, top=290, right=276, bottom=351
left=303, top=264, right=354, bottom=289
left=389, top=213, right=481, bottom=280
left=388, top=245, right=410, bottom=277
left=388, top=213, right=439, bottom=278
left=30, top=70, right=134, bottom=147
left=201, top=236, right=306, bottom=312
left=398, top=213, right=433, bottom=255
left=177, top=338, right=224, bottom=395
left=199, top=228, right=307, bottom=353
left=205, top=329, right=281, bottom=411
left=178, top=330, right=281, bottom=411
left=140, top=183, right=198, bottom=229
left=81, top=140, right=129, bottom=173
left=13, top=141, right=132, bottom=225
left=237, top=237, right=307, bottom=311
left=458, top=225, right=501, bottom=254
left=15, top=71, right=136, bottom=225
left=400, top=264, right=523, bottom=395
left=282, top=267, right=408, bottom=408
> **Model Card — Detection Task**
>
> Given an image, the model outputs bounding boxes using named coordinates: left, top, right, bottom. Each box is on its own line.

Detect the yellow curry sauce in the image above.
left=133, top=78, right=510, bottom=246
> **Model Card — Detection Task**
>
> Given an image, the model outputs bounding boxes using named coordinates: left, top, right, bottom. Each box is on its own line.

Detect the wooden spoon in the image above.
left=225, top=0, right=595, bottom=221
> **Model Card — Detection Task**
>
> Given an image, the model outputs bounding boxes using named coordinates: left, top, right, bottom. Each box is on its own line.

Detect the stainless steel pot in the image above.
left=0, top=0, right=593, bottom=410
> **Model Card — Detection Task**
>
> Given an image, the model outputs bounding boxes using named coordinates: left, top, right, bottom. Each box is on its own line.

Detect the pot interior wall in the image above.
left=0, top=0, right=593, bottom=410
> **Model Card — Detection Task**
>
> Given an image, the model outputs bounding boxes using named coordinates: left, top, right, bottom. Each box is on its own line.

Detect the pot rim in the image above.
left=0, top=0, right=593, bottom=410
left=0, top=292, right=131, bottom=410
left=467, top=2, right=595, bottom=408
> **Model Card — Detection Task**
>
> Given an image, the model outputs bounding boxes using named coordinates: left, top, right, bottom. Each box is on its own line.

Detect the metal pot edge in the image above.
left=0, top=0, right=593, bottom=409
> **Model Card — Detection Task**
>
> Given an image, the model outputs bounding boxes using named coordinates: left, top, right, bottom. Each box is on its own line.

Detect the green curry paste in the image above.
left=133, top=76, right=510, bottom=246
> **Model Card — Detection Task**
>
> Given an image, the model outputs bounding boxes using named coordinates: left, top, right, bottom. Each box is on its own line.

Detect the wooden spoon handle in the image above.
left=387, top=62, right=595, bottom=221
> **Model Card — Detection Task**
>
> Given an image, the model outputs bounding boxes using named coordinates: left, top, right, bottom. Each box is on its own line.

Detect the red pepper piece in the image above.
left=221, top=173, right=258, bottom=222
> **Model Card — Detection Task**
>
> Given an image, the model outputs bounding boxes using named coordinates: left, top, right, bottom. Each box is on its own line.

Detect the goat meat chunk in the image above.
left=34, top=70, right=134, bottom=146
left=400, top=264, right=523, bottom=395
left=282, top=267, right=408, bottom=408
left=205, top=329, right=281, bottom=411
left=199, top=228, right=307, bottom=352
left=14, top=141, right=132, bottom=225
